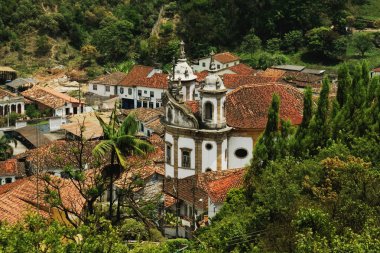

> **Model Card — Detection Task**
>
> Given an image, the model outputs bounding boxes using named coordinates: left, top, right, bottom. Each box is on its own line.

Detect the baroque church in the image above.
left=162, top=41, right=304, bottom=179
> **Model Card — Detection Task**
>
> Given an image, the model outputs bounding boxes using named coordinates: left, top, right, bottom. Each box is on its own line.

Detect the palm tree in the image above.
left=92, top=104, right=153, bottom=219
left=0, top=135, right=16, bottom=161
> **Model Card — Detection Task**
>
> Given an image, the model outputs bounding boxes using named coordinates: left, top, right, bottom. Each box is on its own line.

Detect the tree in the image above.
left=266, top=38, right=281, bottom=53
left=241, top=29, right=262, bottom=56
left=352, top=32, right=374, bottom=57
left=81, top=44, right=98, bottom=66
left=283, top=30, right=303, bottom=52
left=337, top=64, right=351, bottom=107
left=0, top=135, right=16, bottom=160
left=35, top=35, right=52, bottom=56
left=92, top=103, right=153, bottom=220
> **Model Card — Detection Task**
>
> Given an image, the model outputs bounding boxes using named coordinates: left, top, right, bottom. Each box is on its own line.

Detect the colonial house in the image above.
left=163, top=168, right=245, bottom=237
left=122, top=107, right=165, bottom=137
left=0, top=88, right=25, bottom=116
left=21, top=86, right=84, bottom=117
left=192, top=52, right=240, bottom=73
left=88, top=71, right=127, bottom=97
left=0, top=159, right=26, bottom=185
left=163, top=43, right=304, bottom=179
left=118, top=66, right=167, bottom=109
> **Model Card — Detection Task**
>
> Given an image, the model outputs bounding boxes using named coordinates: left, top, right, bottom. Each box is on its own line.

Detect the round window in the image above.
left=120, top=87, right=124, bottom=94
left=205, top=168, right=212, bottom=172
left=235, top=148, right=248, bottom=159
left=205, top=143, right=213, bottom=150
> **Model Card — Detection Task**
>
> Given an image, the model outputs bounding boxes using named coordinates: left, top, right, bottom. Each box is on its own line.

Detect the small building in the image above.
left=0, top=159, right=26, bottom=185
left=5, top=78, right=38, bottom=93
left=192, top=52, right=240, bottom=72
left=0, top=88, right=25, bottom=116
left=122, top=107, right=165, bottom=137
left=21, top=86, right=84, bottom=117
left=118, top=65, right=167, bottom=109
left=88, top=72, right=128, bottom=97
left=370, top=67, right=380, bottom=78
left=0, top=66, right=17, bottom=83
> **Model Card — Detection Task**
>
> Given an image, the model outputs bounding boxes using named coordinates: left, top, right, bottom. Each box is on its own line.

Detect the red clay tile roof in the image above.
left=214, top=52, right=240, bottom=64
left=372, top=67, right=380, bottom=72
left=0, top=88, right=17, bottom=99
left=119, top=65, right=154, bottom=86
left=92, top=72, right=128, bottom=86
left=21, top=86, right=83, bottom=109
left=164, top=194, right=176, bottom=208
left=196, top=70, right=209, bottom=82
left=146, top=118, right=165, bottom=136
left=122, top=107, right=164, bottom=123
left=226, top=83, right=304, bottom=129
left=223, top=74, right=275, bottom=89
left=0, top=176, right=84, bottom=224
left=164, top=168, right=245, bottom=210
left=135, top=73, right=169, bottom=89
left=0, top=159, right=26, bottom=177
left=184, top=100, right=200, bottom=114
left=207, top=169, right=245, bottom=204
left=228, top=63, right=256, bottom=75
left=258, top=68, right=287, bottom=81
left=282, top=71, right=323, bottom=87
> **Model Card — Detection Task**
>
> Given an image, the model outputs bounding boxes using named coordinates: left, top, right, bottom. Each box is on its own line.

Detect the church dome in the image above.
left=203, top=74, right=226, bottom=91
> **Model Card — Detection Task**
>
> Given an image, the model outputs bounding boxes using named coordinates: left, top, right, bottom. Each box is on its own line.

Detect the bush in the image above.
left=35, top=35, right=52, bottom=56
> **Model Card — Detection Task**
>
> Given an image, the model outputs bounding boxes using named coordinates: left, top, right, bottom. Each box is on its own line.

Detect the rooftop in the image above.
left=91, top=72, right=128, bottom=86
left=21, top=86, right=83, bottom=109
left=0, top=159, right=26, bottom=177
left=207, top=169, right=245, bottom=204
left=213, top=52, right=240, bottom=64
left=222, top=74, right=274, bottom=89
left=258, top=68, right=287, bottom=81
left=119, top=65, right=154, bottom=87
left=272, top=65, right=306, bottom=72
left=228, top=63, right=256, bottom=75
left=226, top=83, right=304, bottom=129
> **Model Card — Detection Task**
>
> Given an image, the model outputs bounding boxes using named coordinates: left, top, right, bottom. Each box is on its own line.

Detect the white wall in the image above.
left=222, top=139, right=228, bottom=170
left=208, top=198, right=223, bottom=219
left=178, top=137, right=195, bottom=178
left=202, top=140, right=217, bottom=172
left=228, top=136, right=253, bottom=169
left=89, top=83, right=116, bottom=97
left=192, top=57, right=240, bottom=72
left=119, top=86, right=164, bottom=108
left=165, top=133, right=174, bottom=177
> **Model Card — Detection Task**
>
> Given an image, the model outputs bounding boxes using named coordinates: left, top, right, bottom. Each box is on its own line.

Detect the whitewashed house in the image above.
left=0, top=88, right=25, bottom=116
left=89, top=72, right=127, bottom=97
left=192, top=52, right=240, bottom=73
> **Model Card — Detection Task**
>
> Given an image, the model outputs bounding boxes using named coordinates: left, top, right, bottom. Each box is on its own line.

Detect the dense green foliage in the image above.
left=196, top=61, right=380, bottom=252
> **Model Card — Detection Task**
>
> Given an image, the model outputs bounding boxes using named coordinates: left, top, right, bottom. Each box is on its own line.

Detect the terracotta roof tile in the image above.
left=164, top=194, right=176, bottom=208
left=92, top=72, right=128, bottom=86
left=164, top=168, right=245, bottom=210
left=282, top=71, right=323, bottom=87
left=119, top=65, right=154, bottom=86
left=184, top=101, right=200, bottom=114
left=214, top=52, right=240, bottom=64
left=134, top=73, right=169, bottom=89
left=372, top=67, right=380, bottom=72
left=207, top=169, right=245, bottom=203
left=228, top=63, right=256, bottom=75
left=21, top=86, right=83, bottom=109
left=223, top=74, right=275, bottom=89
left=0, top=88, right=17, bottom=99
left=146, top=118, right=165, bottom=136
left=122, top=107, right=164, bottom=123
left=0, top=176, right=84, bottom=224
left=196, top=70, right=209, bottom=82
left=0, top=159, right=26, bottom=177
left=226, top=83, right=304, bottom=129
left=258, top=68, right=287, bottom=81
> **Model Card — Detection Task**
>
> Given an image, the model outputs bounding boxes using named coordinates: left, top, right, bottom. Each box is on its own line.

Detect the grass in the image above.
left=356, top=0, right=380, bottom=20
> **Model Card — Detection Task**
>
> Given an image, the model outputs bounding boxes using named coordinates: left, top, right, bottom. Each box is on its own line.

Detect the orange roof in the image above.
left=119, top=65, right=154, bottom=86
left=258, top=68, right=286, bottom=81
left=92, top=71, right=128, bottom=86
left=208, top=169, right=245, bottom=203
left=214, top=52, right=240, bottom=64
left=21, top=86, right=83, bottom=109
left=196, top=70, right=209, bottom=82
left=228, top=63, right=256, bottom=75
left=135, top=73, right=169, bottom=89
left=226, top=83, right=303, bottom=129
left=0, top=88, right=17, bottom=99
left=223, top=74, right=275, bottom=89
left=0, top=176, right=85, bottom=224
left=0, top=159, right=25, bottom=177
left=372, top=67, right=380, bottom=72
left=184, top=100, right=200, bottom=114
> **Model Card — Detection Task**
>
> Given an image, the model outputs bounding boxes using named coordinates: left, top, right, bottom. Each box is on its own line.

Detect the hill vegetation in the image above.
left=1, top=0, right=380, bottom=76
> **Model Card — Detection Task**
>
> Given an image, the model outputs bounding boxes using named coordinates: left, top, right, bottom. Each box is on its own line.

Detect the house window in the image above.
left=181, top=149, right=191, bottom=168
left=120, top=87, right=124, bottom=94
left=140, top=123, right=144, bottom=132
left=202, top=62, right=206, bottom=67
left=184, top=204, right=188, bottom=217
left=137, top=101, right=142, bottom=108
left=217, top=64, right=220, bottom=69
left=166, top=144, right=172, bottom=164
left=138, top=90, right=142, bottom=96
left=150, top=91, right=154, bottom=98
left=149, top=102, right=154, bottom=108
left=105, top=85, right=110, bottom=92
left=144, top=90, right=147, bottom=94
left=204, top=102, right=213, bottom=121
left=235, top=148, right=248, bottom=159
left=147, top=130, right=151, bottom=136
left=128, top=88, right=132, bottom=95
left=156, top=103, right=160, bottom=108
left=93, top=84, right=97, bottom=90
left=5, top=178, right=12, bottom=184
left=226, top=64, right=229, bottom=67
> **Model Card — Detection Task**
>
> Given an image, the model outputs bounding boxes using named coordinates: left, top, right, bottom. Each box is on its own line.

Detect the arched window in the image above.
left=11, top=104, right=16, bottom=112
left=204, top=102, right=213, bottom=121
left=17, top=104, right=22, bottom=114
